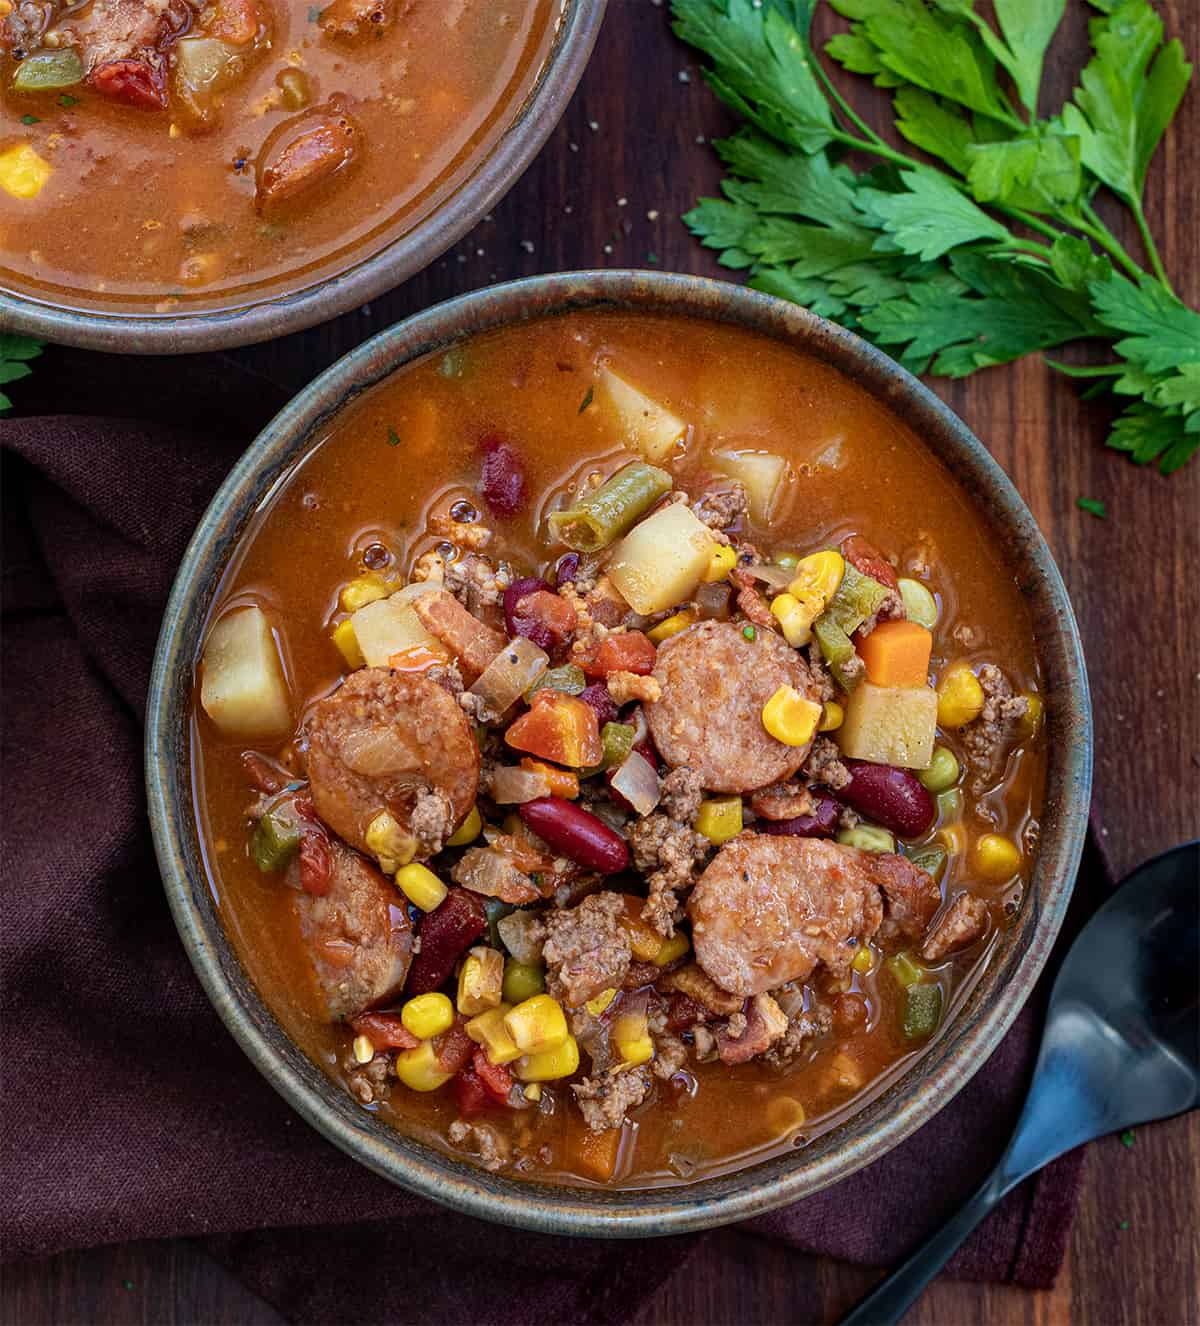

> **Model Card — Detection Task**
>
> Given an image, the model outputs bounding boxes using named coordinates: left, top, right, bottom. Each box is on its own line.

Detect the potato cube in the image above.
left=711, top=449, right=788, bottom=521
left=598, top=366, right=688, bottom=461
left=200, top=606, right=292, bottom=739
left=608, top=502, right=716, bottom=615
left=837, top=681, right=937, bottom=769
left=350, top=584, right=443, bottom=667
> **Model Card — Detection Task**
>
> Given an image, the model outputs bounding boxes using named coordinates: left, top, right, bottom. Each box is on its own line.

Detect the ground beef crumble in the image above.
left=693, top=481, right=749, bottom=530
left=762, top=1001, right=833, bottom=1069
left=627, top=810, right=709, bottom=937
left=573, top=1066, right=651, bottom=1132
left=344, top=1052, right=390, bottom=1104
left=804, top=736, right=852, bottom=791
left=959, top=663, right=1029, bottom=793
left=408, top=787, right=455, bottom=857
left=658, top=766, right=704, bottom=824
left=607, top=670, right=662, bottom=705
left=448, top=1119, right=511, bottom=1171
left=542, top=892, right=631, bottom=1007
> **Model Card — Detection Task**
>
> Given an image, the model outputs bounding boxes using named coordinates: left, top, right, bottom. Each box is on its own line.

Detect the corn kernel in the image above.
left=394, top=1040, right=454, bottom=1092
left=654, top=931, right=691, bottom=966
left=585, top=987, right=618, bottom=1017
left=761, top=685, right=822, bottom=747
left=401, top=992, right=454, bottom=1040
left=766, top=1096, right=806, bottom=1136
left=446, top=805, right=482, bottom=847
left=352, top=1034, right=375, bottom=1064
left=331, top=618, right=365, bottom=670
left=504, top=994, right=569, bottom=1054
left=648, top=608, right=698, bottom=643
left=769, top=592, right=819, bottom=648
left=1019, top=692, right=1044, bottom=739
left=465, top=1005, right=521, bottom=1065
left=365, top=810, right=416, bottom=874
left=502, top=959, right=545, bottom=1004
left=936, top=664, right=985, bottom=729
left=612, top=1011, right=654, bottom=1066
left=973, top=833, right=1022, bottom=882
left=819, top=701, right=844, bottom=732
left=851, top=944, right=874, bottom=975
left=339, top=573, right=392, bottom=613
left=516, top=1033, right=579, bottom=1082
left=457, top=946, right=504, bottom=1016
left=696, top=796, right=743, bottom=846
left=395, top=862, right=448, bottom=911
left=702, top=544, right=738, bottom=582
left=0, top=144, right=51, bottom=200
left=523, top=1082, right=543, bottom=1102
left=788, top=550, right=844, bottom=603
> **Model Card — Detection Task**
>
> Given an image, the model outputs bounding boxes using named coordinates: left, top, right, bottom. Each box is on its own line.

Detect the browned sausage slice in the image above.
left=306, top=667, right=478, bottom=860
left=293, top=842, right=413, bottom=1020
left=645, top=620, right=819, bottom=793
left=687, top=835, right=886, bottom=996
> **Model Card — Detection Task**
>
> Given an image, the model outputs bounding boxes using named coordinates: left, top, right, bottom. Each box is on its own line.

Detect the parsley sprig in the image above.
left=0, top=335, right=44, bottom=413
left=674, top=0, right=1198, bottom=474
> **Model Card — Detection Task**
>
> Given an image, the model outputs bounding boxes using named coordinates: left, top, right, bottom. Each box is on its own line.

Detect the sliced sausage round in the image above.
left=306, top=667, right=479, bottom=859
left=687, top=835, right=886, bottom=996
left=645, top=620, right=819, bottom=793
left=293, top=842, right=413, bottom=1020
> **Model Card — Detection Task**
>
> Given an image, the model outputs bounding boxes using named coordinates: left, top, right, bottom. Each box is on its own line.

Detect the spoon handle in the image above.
left=837, top=1170, right=1005, bottom=1326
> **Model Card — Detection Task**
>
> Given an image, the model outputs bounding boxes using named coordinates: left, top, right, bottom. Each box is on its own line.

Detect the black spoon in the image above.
left=841, top=840, right=1200, bottom=1326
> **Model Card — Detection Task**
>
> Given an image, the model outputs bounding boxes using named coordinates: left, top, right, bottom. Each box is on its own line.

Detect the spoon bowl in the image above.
left=843, top=840, right=1199, bottom=1324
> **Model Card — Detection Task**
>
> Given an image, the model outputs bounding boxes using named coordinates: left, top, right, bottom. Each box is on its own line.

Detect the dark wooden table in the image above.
left=5, top=2, right=1197, bottom=1322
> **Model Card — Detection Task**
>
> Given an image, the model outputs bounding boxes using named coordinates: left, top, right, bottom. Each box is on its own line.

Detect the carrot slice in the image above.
left=857, top=620, right=933, bottom=688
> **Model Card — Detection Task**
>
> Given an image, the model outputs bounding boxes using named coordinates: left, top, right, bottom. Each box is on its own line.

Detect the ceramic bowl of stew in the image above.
left=0, top=0, right=604, bottom=352
left=147, top=270, right=1091, bottom=1235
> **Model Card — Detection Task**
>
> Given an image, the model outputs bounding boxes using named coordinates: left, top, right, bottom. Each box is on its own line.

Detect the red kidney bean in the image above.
left=578, top=683, right=619, bottom=727
left=519, top=797, right=629, bottom=874
left=554, top=552, right=581, bottom=585
left=405, top=887, right=486, bottom=994
left=757, top=790, right=841, bottom=839
left=504, top=577, right=577, bottom=652
left=841, top=760, right=935, bottom=838
left=479, top=436, right=526, bottom=517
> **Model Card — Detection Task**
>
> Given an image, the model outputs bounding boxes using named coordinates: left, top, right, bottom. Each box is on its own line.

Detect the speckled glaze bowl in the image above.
left=0, top=1, right=605, bottom=355
left=146, top=271, right=1092, bottom=1236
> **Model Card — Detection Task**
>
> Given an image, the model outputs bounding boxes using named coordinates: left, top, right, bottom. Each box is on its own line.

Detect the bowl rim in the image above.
left=146, top=269, right=1092, bottom=1237
left=0, top=0, right=606, bottom=355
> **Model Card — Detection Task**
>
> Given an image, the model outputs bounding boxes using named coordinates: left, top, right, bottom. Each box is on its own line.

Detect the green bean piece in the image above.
left=909, top=844, right=949, bottom=884
left=823, top=564, right=892, bottom=636
left=902, top=983, right=943, bottom=1040
left=886, top=951, right=925, bottom=989
left=918, top=745, right=960, bottom=793
left=812, top=611, right=867, bottom=692
left=12, top=49, right=84, bottom=93
left=484, top=897, right=516, bottom=950
left=251, top=809, right=302, bottom=873
left=527, top=662, right=587, bottom=699
left=547, top=461, right=673, bottom=552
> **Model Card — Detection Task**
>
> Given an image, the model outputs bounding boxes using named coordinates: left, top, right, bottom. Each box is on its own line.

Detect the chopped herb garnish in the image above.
left=57, top=93, right=79, bottom=108
left=387, top=428, right=401, bottom=447
left=123, top=1281, right=135, bottom=1291
left=1118, top=1220, right=1130, bottom=1230
left=742, top=625, right=756, bottom=641
left=1120, top=1128, right=1136, bottom=1148
left=1077, top=497, right=1107, bottom=518
left=0, top=334, right=45, bottom=413
left=672, top=0, right=1200, bottom=475
left=21, top=114, right=40, bottom=126
left=578, top=385, right=594, bottom=414
left=646, top=252, right=659, bottom=264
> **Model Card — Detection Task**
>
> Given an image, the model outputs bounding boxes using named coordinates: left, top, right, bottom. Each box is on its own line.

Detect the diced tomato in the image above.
left=472, top=1048, right=514, bottom=1106
left=454, top=1066, right=490, bottom=1118
left=433, top=1022, right=475, bottom=1075
left=350, top=1012, right=419, bottom=1051
left=583, top=631, right=657, bottom=679
left=90, top=60, right=166, bottom=110
left=508, top=588, right=578, bottom=652
left=504, top=689, right=602, bottom=767
left=298, top=830, right=332, bottom=896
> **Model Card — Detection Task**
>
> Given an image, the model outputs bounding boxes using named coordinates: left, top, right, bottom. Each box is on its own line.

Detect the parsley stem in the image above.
left=1074, top=205, right=1146, bottom=284
left=1129, top=197, right=1173, bottom=292
left=813, top=60, right=888, bottom=150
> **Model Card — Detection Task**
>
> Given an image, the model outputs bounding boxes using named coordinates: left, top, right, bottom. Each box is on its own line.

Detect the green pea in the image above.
left=837, top=824, right=896, bottom=854
left=919, top=745, right=960, bottom=793
left=502, top=960, right=545, bottom=1004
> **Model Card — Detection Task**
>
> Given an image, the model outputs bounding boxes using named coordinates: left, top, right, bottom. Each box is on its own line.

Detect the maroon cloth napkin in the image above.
left=2, top=382, right=1095, bottom=1322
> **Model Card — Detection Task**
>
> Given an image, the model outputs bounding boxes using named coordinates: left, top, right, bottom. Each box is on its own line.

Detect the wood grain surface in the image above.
left=4, top=1, right=1197, bottom=1322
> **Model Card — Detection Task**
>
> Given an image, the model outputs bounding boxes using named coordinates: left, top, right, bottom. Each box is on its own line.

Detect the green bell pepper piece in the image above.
left=251, top=808, right=302, bottom=873
left=902, top=983, right=943, bottom=1040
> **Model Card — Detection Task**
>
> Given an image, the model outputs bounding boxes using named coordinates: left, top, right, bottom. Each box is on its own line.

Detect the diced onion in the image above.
left=468, top=637, right=549, bottom=718
left=694, top=580, right=732, bottom=620
left=610, top=751, right=661, bottom=816
left=491, top=767, right=552, bottom=804
left=628, top=706, right=650, bottom=748
left=747, top=563, right=794, bottom=590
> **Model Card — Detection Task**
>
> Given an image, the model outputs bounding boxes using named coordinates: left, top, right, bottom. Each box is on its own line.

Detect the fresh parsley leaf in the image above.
left=1077, top=497, right=1107, bottom=518
left=1089, top=273, right=1200, bottom=374
left=1151, top=363, right=1200, bottom=418
left=1049, top=235, right=1112, bottom=293
left=1120, top=1128, right=1136, bottom=1147
left=578, top=386, right=594, bottom=414
left=21, top=114, right=40, bottom=125
left=990, top=0, right=1067, bottom=114
left=1107, top=399, right=1198, bottom=474
left=857, top=169, right=1010, bottom=261
left=57, top=93, right=78, bottom=108
left=386, top=428, right=401, bottom=447
left=964, top=129, right=1084, bottom=214
left=0, top=334, right=44, bottom=412
left=672, top=0, right=835, bottom=154
left=1118, top=1220, right=1130, bottom=1230
left=891, top=88, right=979, bottom=176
